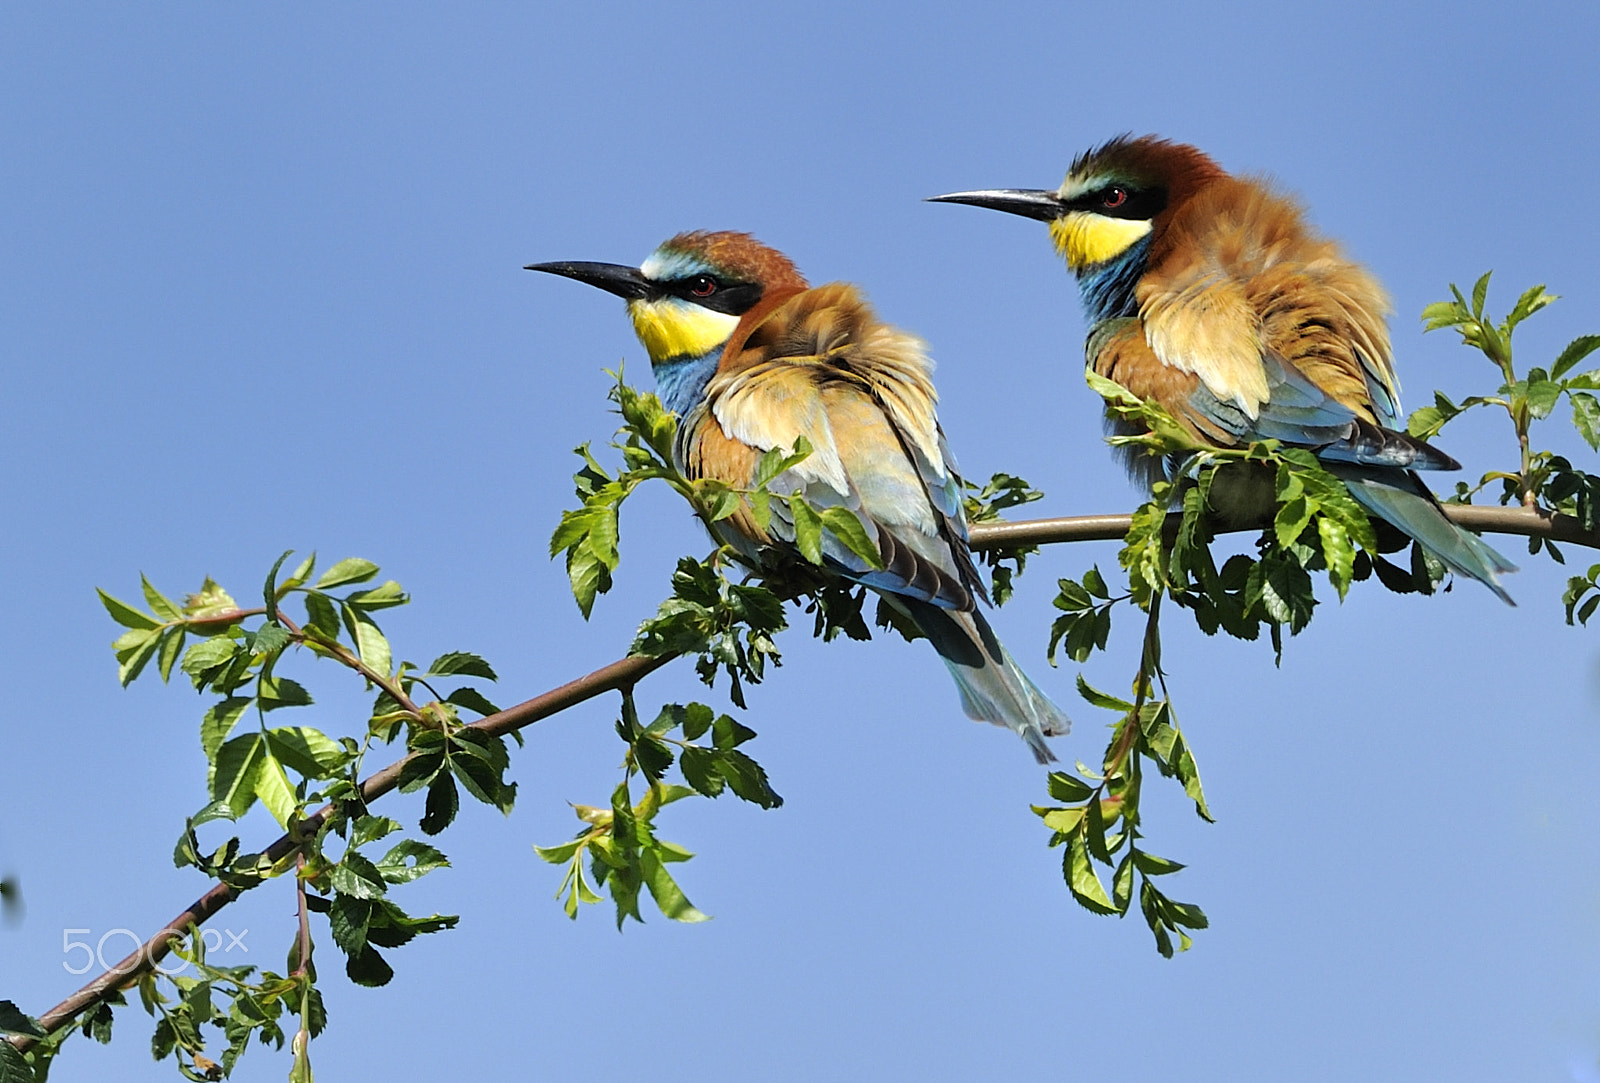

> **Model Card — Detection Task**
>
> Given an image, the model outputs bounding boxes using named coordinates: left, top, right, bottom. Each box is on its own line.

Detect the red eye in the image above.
left=1102, top=187, right=1128, bottom=209
left=689, top=275, right=718, bottom=297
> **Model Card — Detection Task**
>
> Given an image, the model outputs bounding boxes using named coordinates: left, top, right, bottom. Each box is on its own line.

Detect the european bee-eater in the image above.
left=931, top=135, right=1516, bottom=603
left=528, top=231, right=1069, bottom=761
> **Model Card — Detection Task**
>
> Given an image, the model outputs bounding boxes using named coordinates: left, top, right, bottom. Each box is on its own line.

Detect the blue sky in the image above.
left=4, top=3, right=1600, bottom=1079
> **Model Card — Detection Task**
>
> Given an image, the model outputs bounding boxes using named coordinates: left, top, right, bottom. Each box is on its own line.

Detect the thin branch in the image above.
left=11, top=501, right=1594, bottom=1051
left=966, top=503, right=1600, bottom=552
left=10, top=651, right=676, bottom=1049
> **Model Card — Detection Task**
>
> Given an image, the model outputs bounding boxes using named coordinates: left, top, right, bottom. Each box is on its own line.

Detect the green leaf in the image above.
left=331, top=851, right=387, bottom=900
left=258, top=676, right=313, bottom=712
left=1470, top=270, right=1491, bottom=318
left=350, top=815, right=401, bottom=848
left=266, top=727, right=351, bottom=779
left=182, top=635, right=239, bottom=682
left=789, top=495, right=824, bottom=564
left=1066, top=836, right=1117, bottom=915
left=716, top=749, right=782, bottom=808
left=0, top=1038, right=34, bottom=1083
left=156, top=626, right=187, bottom=682
left=138, top=575, right=182, bottom=621
left=375, top=839, right=449, bottom=884
left=211, top=732, right=268, bottom=819
left=1526, top=378, right=1563, bottom=419
left=534, top=838, right=584, bottom=864
left=315, top=558, right=380, bottom=590
left=420, top=774, right=459, bottom=836
left=0, top=1001, right=45, bottom=1039
left=98, top=588, right=159, bottom=630
left=344, top=945, right=394, bottom=988
left=679, top=746, right=725, bottom=797
left=819, top=507, right=885, bottom=570
left=1046, top=772, right=1094, bottom=803
left=253, top=753, right=297, bottom=827
left=424, top=652, right=498, bottom=680
left=115, top=627, right=162, bottom=687
left=346, top=580, right=407, bottom=611
left=1571, top=392, right=1600, bottom=451
left=200, top=697, right=252, bottom=761
left=712, top=714, right=757, bottom=749
left=302, top=590, right=341, bottom=639
left=1075, top=675, right=1133, bottom=713
left=680, top=702, right=715, bottom=742
left=341, top=605, right=392, bottom=678
left=444, top=686, right=501, bottom=717
left=1317, top=516, right=1356, bottom=600
left=1132, top=850, right=1187, bottom=876
left=640, top=848, right=709, bottom=923
left=1553, top=335, right=1600, bottom=380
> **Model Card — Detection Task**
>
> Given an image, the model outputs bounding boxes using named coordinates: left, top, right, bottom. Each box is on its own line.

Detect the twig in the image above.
left=11, top=501, right=1594, bottom=1051
left=965, top=503, right=1600, bottom=551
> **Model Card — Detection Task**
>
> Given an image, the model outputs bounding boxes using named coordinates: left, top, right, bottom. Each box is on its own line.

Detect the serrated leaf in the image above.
left=1075, top=675, right=1133, bottom=713
left=375, top=839, right=449, bottom=884
left=1571, top=392, right=1600, bottom=451
left=201, top=698, right=252, bottom=761
left=98, top=588, right=159, bottom=630
left=420, top=773, right=459, bottom=835
left=444, top=686, right=501, bottom=717
left=679, top=745, right=725, bottom=797
left=0, top=1001, right=45, bottom=1039
left=789, top=495, right=823, bottom=564
left=258, top=676, right=313, bottom=712
left=1046, top=771, right=1094, bottom=803
left=1526, top=378, right=1563, bottom=419
left=314, top=558, right=379, bottom=590
left=341, top=605, right=392, bottom=678
left=346, top=580, right=407, bottom=611
left=327, top=893, right=372, bottom=956
left=819, top=507, right=885, bottom=570
left=254, top=753, right=297, bottom=827
left=1470, top=270, right=1491, bottom=318
left=1552, top=335, right=1600, bottom=380
left=116, top=627, right=162, bottom=687
left=211, top=732, right=267, bottom=819
left=156, top=626, right=187, bottom=682
left=331, top=851, right=387, bottom=900
left=266, top=726, right=350, bottom=778
left=1132, top=850, right=1187, bottom=876
left=711, top=714, right=757, bottom=749
left=640, top=848, right=709, bottom=923
left=424, top=652, right=497, bottom=680
left=1066, top=837, right=1116, bottom=915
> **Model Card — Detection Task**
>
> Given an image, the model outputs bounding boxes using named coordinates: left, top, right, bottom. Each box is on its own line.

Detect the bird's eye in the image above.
left=689, top=275, right=718, bottom=297
left=1101, top=187, right=1129, bottom=209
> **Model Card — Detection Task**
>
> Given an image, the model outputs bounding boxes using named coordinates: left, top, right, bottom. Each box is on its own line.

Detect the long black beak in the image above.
left=524, top=260, right=654, bottom=300
left=926, top=188, right=1064, bottom=222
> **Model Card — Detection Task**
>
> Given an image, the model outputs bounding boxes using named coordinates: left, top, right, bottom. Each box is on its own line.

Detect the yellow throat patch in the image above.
left=1049, top=212, right=1153, bottom=271
left=627, top=298, right=740, bottom=362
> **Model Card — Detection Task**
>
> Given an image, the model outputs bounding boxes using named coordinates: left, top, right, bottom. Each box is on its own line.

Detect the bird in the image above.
left=930, top=135, right=1517, bottom=603
left=528, top=231, right=1070, bottom=762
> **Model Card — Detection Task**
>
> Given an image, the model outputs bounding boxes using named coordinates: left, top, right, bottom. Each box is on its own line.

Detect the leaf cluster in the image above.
left=1412, top=272, right=1600, bottom=530
left=137, top=933, right=325, bottom=1081
left=962, top=472, right=1045, bottom=605
left=535, top=694, right=781, bottom=926
left=89, top=553, right=512, bottom=1075
left=1033, top=667, right=1209, bottom=957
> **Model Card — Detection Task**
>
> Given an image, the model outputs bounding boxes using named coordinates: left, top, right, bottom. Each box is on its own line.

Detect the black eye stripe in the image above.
left=662, top=277, right=765, bottom=315
left=1063, top=184, right=1167, bottom=221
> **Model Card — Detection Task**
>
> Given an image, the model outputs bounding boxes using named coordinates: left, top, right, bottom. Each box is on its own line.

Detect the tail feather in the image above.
left=889, top=596, right=1069, bottom=763
left=1330, top=465, right=1518, bottom=605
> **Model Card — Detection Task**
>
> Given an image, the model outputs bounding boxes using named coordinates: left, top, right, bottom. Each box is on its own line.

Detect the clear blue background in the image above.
left=4, top=3, right=1600, bottom=1079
